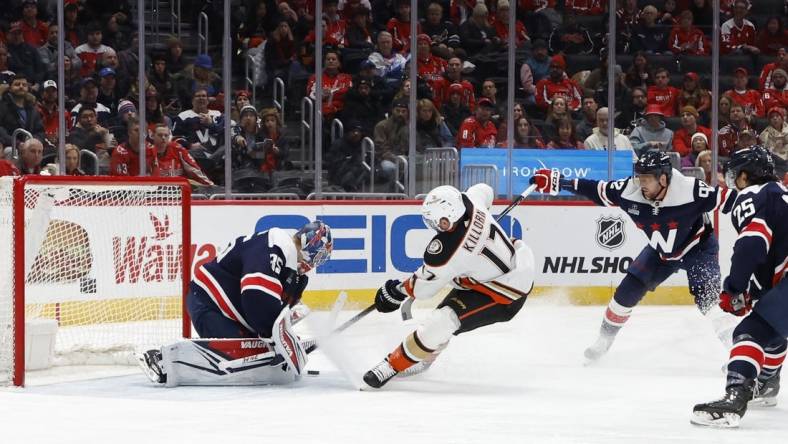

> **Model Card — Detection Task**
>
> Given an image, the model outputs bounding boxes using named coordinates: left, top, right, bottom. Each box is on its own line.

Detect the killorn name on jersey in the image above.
left=462, top=208, right=486, bottom=252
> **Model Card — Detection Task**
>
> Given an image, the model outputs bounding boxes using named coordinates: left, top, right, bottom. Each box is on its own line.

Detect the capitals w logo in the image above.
left=647, top=229, right=677, bottom=252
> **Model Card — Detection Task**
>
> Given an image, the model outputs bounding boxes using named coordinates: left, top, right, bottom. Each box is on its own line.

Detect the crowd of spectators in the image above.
left=1, top=0, right=787, bottom=193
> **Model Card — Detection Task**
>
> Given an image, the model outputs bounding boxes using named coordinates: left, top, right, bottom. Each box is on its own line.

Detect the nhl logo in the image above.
left=596, top=216, right=626, bottom=250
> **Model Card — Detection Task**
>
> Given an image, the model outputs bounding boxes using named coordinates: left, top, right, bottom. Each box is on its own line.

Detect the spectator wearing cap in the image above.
left=629, top=104, right=674, bottom=157
left=231, top=105, right=284, bottom=173
left=264, top=20, right=296, bottom=88
left=631, top=5, right=670, bottom=54
left=37, top=80, right=72, bottom=148
left=548, top=15, right=594, bottom=55
left=368, top=31, right=407, bottom=87
left=101, top=48, right=132, bottom=98
left=457, top=97, right=497, bottom=148
left=583, top=107, right=634, bottom=153
left=721, top=0, right=758, bottom=55
left=387, top=0, right=420, bottom=53
left=172, top=87, right=224, bottom=157
left=491, top=1, right=529, bottom=48
left=374, top=98, right=410, bottom=160
left=724, top=67, right=765, bottom=118
left=434, top=56, right=476, bottom=110
left=421, top=2, right=461, bottom=60
left=759, top=47, right=788, bottom=90
left=19, top=0, right=48, bottom=48
left=70, top=77, right=112, bottom=127
left=326, top=119, right=370, bottom=192
left=75, top=22, right=112, bottom=77
left=0, top=72, right=44, bottom=148
left=535, top=55, right=583, bottom=112
left=416, top=33, right=448, bottom=94
left=173, top=54, right=222, bottom=109
left=97, top=67, right=120, bottom=115
left=672, top=105, right=712, bottom=158
left=759, top=107, right=788, bottom=169
left=668, top=10, right=709, bottom=56
left=341, top=77, right=383, bottom=136
left=458, top=3, right=499, bottom=57
left=5, top=21, right=45, bottom=86
left=756, top=16, right=788, bottom=56
left=107, top=99, right=137, bottom=145
left=762, top=68, right=788, bottom=111
left=718, top=102, right=751, bottom=157
left=38, top=24, right=81, bottom=82
left=229, top=90, right=251, bottom=124
left=678, top=72, right=711, bottom=116
left=356, top=59, right=395, bottom=106
left=680, top=132, right=709, bottom=168
left=647, top=68, right=680, bottom=117
left=306, top=48, right=353, bottom=121
left=441, top=82, right=472, bottom=137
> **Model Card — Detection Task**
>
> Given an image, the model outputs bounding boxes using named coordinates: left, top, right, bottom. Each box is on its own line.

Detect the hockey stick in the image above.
left=399, top=183, right=538, bottom=321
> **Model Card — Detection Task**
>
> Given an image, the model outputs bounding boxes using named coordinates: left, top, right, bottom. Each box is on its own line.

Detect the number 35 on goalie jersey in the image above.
left=402, top=187, right=535, bottom=304
left=194, top=228, right=299, bottom=337
left=724, top=182, right=788, bottom=298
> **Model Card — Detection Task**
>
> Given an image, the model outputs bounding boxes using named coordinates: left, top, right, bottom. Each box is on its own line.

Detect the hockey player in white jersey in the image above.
left=363, top=183, right=536, bottom=389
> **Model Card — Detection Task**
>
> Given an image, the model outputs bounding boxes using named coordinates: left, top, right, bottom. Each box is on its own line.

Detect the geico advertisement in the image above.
left=191, top=202, right=737, bottom=290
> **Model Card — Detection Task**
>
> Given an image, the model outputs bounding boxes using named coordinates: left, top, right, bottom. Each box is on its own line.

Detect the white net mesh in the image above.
left=0, top=178, right=187, bottom=385
left=0, top=178, right=14, bottom=385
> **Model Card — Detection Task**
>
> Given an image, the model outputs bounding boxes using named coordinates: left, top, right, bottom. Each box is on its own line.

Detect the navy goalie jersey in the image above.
left=569, top=169, right=736, bottom=260
left=193, top=228, right=298, bottom=337
left=724, top=182, right=788, bottom=299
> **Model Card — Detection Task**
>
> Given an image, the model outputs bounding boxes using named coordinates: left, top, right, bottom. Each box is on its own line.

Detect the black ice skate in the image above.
left=137, top=349, right=167, bottom=384
left=750, top=374, right=780, bottom=407
left=691, top=382, right=754, bottom=428
left=363, top=358, right=399, bottom=389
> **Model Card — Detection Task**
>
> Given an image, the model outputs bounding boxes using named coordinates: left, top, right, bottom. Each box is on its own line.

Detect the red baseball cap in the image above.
left=448, top=83, right=464, bottom=94
left=645, top=104, right=664, bottom=116
left=477, top=98, right=495, bottom=108
left=734, top=67, right=748, bottom=77
left=768, top=106, right=787, bottom=118
left=417, top=34, right=431, bottom=45
left=684, top=72, right=699, bottom=82
left=550, top=55, right=566, bottom=70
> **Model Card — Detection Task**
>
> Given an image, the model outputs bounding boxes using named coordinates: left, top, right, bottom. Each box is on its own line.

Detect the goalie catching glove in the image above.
left=375, top=279, right=409, bottom=313
left=719, top=291, right=752, bottom=316
left=529, top=168, right=575, bottom=195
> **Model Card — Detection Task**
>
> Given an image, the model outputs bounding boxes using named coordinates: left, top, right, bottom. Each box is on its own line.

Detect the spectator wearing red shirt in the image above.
left=433, top=56, right=476, bottom=110
left=323, top=0, right=348, bottom=48
left=720, top=0, right=759, bottom=55
left=647, top=68, right=680, bottom=117
left=0, top=158, right=19, bottom=176
left=387, top=0, right=420, bottom=53
left=762, top=68, right=788, bottom=111
left=457, top=98, right=498, bottom=148
left=759, top=46, right=788, bottom=90
left=415, top=34, right=447, bottom=95
left=535, top=55, right=582, bottom=112
left=724, top=67, right=765, bottom=118
left=668, top=10, right=709, bottom=55
left=19, top=0, right=48, bottom=48
left=306, top=49, right=353, bottom=121
left=110, top=117, right=155, bottom=176
left=678, top=72, right=711, bottom=116
left=150, top=124, right=214, bottom=185
left=490, top=1, right=529, bottom=48
left=63, top=1, right=82, bottom=47
left=564, top=0, right=604, bottom=15
left=718, top=102, right=751, bottom=157
left=37, top=80, right=73, bottom=149
left=672, top=105, right=712, bottom=157
left=75, top=22, right=112, bottom=77
left=756, top=16, right=788, bottom=56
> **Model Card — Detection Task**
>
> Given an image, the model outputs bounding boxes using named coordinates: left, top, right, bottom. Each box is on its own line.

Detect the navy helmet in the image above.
left=635, top=150, right=673, bottom=182
left=724, top=145, right=776, bottom=189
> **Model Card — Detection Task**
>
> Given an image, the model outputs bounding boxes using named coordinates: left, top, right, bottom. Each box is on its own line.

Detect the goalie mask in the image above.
left=421, top=185, right=465, bottom=232
left=296, top=221, right=333, bottom=273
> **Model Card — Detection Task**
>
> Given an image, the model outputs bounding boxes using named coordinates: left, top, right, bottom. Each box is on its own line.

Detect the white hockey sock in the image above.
left=704, top=305, right=739, bottom=349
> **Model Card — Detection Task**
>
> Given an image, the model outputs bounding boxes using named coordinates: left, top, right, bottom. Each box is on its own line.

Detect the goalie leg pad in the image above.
left=156, top=339, right=297, bottom=387
left=272, top=306, right=308, bottom=376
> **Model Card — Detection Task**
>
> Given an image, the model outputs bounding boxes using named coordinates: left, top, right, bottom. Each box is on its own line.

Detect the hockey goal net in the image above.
left=0, top=176, right=191, bottom=386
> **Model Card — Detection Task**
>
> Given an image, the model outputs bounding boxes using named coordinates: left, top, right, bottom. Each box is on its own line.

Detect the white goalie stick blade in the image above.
left=690, top=411, right=742, bottom=428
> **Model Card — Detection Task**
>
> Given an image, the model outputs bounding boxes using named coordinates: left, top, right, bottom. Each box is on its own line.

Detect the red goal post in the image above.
left=0, top=176, right=192, bottom=386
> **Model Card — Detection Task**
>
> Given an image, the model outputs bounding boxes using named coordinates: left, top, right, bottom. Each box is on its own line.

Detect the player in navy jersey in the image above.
left=138, top=221, right=333, bottom=386
left=530, top=151, right=739, bottom=361
left=692, top=146, right=788, bottom=428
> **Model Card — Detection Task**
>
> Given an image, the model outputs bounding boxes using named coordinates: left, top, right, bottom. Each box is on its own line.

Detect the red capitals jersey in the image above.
left=110, top=143, right=156, bottom=177
left=37, top=104, right=72, bottom=141
left=457, top=116, right=498, bottom=148
left=0, top=159, right=20, bottom=177
left=307, top=72, right=353, bottom=118
left=21, top=20, right=48, bottom=48
left=721, top=19, right=756, bottom=54
left=535, top=78, right=582, bottom=111
left=724, top=89, right=765, bottom=118
left=763, top=88, right=788, bottom=111
left=418, top=55, right=448, bottom=93
left=434, top=78, right=476, bottom=111
left=759, top=63, right=783, bottom=90
left=491, top=18, right=528, bottom=47
left=668, top=27, right=709, bottom=55
left=647, top=85, right=681, bottom=117
left=717, top=124, right=749, bottom=157
left=150, top=142, right=214, bottom=185
left=75, top=44, right=111, bottom=77
left=387, top=18, right=420, bottom=53
left=324, top=18, right=347, bottom=47
left=564, top=0, right=604, bottom=15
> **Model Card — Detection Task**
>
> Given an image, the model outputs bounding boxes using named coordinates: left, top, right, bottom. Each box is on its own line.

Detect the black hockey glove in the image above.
left=282, top=268, right=309, bottom=307
left=374, top=279, right=408, bottom=313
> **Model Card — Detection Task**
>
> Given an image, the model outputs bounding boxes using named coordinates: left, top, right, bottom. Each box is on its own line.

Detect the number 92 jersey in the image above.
left=725, top=182, right=788, bottom=298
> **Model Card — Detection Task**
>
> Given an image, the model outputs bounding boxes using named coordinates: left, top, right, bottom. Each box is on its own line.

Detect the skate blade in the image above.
left=690, top=411, right=741, bottom=428
left=748, top=397, right=778, bottom=408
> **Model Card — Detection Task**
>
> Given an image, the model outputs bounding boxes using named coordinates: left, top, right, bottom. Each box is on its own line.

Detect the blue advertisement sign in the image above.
left=459, top=148, right=634, bottom=196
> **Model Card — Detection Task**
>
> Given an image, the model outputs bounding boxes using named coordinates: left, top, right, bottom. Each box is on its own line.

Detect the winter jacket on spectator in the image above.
left=548, top=20, right=594, bottom=54
left=525, top=53, right=550, bottom=84
left=38, top=39, right=81, bottom=81
left=458, top=16, right=498, bottom=56
left=368, top=51, right=407, bottom=83
left=721, top=18, right=757, bottom=54
left=759, top=122, right=788, bottom=161
left=0, top=92, right=45, bottom=147
left=340, top=84, right=384, bottom=136
left=7, top=39, right=45, bottom=85
left=373, top=114, right=409, bottom=159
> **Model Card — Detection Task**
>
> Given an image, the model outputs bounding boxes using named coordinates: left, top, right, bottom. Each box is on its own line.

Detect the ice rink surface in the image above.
left=2, top=295, right=786, bottom=444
